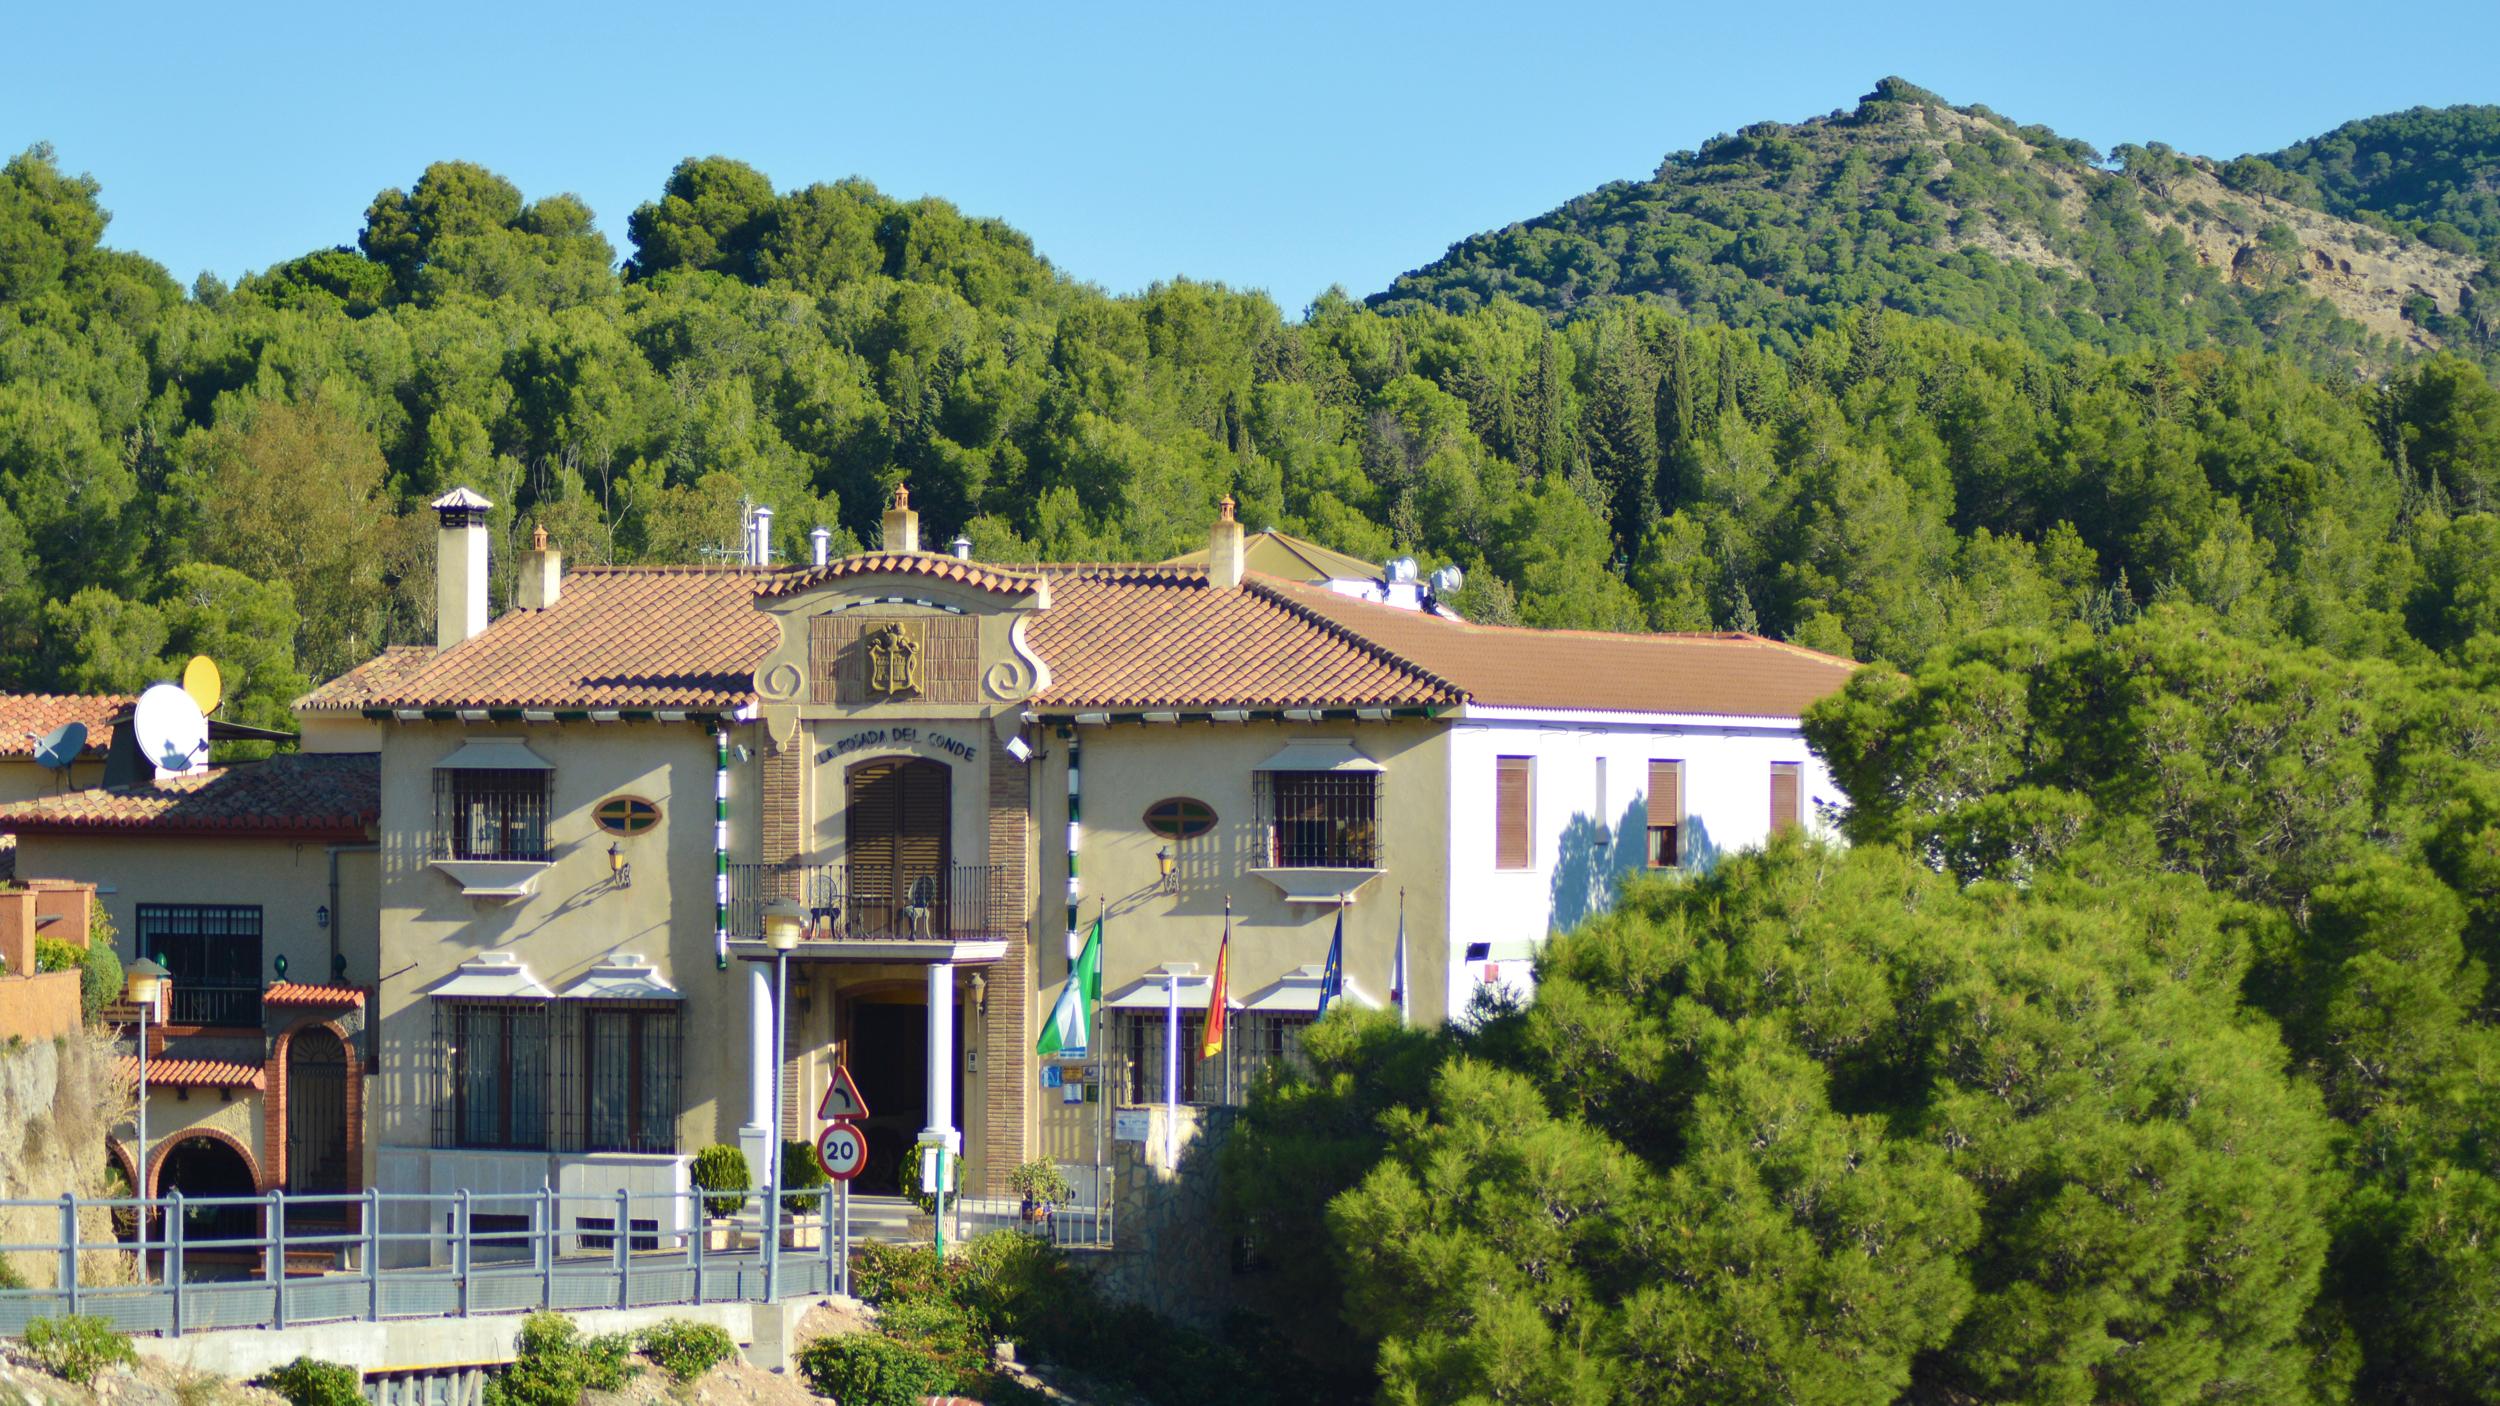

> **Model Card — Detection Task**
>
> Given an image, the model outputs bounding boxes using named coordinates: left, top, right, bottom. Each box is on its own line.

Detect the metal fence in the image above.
left=0, top=1183, right=866, bottom=1339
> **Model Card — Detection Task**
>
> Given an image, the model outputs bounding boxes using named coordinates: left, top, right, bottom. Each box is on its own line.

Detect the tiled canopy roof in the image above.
left=297, top=551, right=1858, bottom=720
left=299, top=567, right=780, bottom=713
left=1254, top=578, right=1861, bottom=718
left=264, top=982, right=365, bottom=1008
left=757, top=553, right=1047, bottom=600
left=119, top=1057, right=264, bottom=1089
left=0, top=695, right=126, bottom=758
left=1025, top=566, right=1457, bottom=711
left=0, top=754, right=377, bottom=838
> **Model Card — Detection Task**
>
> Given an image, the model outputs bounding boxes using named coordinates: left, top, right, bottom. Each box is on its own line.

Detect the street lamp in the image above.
left=124, top=957, right=170, bottom=1277
left=760, top=900, right=806, bottom=1299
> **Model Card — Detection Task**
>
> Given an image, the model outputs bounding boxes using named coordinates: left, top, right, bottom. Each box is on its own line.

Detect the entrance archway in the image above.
left=846, top=758, right=950, bottom=937
left=156, top=1134, right=260, bottom=1246
left=285, top=1026, right=350, bottom=1198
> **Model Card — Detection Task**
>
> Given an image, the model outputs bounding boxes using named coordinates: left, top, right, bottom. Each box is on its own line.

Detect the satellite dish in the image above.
left=32, top=722, right=86, bottom=772
left=182, top=655, right=223, bottom=715
left=132, top=683, right=209, bottom=775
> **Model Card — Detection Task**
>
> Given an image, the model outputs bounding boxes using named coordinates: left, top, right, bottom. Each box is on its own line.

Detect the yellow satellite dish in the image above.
left=181, top=655, right=223, bottom=715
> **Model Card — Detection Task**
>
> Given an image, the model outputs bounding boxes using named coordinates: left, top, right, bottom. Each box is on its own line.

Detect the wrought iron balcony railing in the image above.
left=727, top=863, right=1015, bottom=943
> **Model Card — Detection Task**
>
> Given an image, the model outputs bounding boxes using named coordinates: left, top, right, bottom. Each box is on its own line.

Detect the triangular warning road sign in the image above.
left=818, top=1064, right=870, bottom=1122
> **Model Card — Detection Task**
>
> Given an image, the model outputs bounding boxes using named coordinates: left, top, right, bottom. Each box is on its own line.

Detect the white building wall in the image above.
left=1442, top=711, right=1840, bottom=1014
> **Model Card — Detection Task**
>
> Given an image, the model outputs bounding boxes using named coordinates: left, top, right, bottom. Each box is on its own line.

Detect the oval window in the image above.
left=593, top=796, right=661, bottom=836
left=1143, top=797, right=1217, bottom=840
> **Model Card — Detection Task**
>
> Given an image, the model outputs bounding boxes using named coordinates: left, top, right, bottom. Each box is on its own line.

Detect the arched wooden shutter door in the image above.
left=847, top=758, right=952, bottom=929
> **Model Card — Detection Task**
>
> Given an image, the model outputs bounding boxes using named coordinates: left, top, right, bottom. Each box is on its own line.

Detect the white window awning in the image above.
left=558, top=954, right=678, bottom=1001
left=1238, top=962, right=1380, bottom=1013
left=1254, top=739, right=1381, bottom=773
left=434, top=738, right=553, bottom=771
left=425, top=951, right=551, bottom=1000
left=1104, top=963, right=1230, bottom=1010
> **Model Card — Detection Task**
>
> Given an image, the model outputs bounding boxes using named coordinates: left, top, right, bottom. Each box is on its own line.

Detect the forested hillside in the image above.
left=1374, top=79, right=2498, bottom=366
left=2262, top=104, right=2500, bottom=259
left=2, top=99, right=2500, bottom=736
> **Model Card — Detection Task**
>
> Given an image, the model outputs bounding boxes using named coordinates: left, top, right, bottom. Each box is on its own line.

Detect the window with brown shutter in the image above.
left=1646, top=760, right=1683, bottom=868
left=1770, top=761, right=1803, bottom=835
left=1495, top=756, right=1533, bottom=869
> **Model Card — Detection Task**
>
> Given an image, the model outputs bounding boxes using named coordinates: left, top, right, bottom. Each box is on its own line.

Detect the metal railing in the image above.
left=167, top=985, right=262, bottom=1028
left=0, top=1183, right=864, bottom=1339
left=726, top=863, right=1012, bottom=942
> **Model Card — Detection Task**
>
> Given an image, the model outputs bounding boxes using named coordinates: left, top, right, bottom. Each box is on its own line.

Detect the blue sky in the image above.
left=6, top=1, right=2493, bottom=313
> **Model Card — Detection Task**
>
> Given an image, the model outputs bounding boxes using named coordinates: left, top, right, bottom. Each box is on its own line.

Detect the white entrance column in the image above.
left=741, top=965, right=774, bottom=1174
left=925, top=961, right=955, bottom=1144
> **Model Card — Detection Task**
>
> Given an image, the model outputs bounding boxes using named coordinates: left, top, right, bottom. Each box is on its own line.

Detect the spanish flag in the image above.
left=1201, top=900, right=1230, bottom=1059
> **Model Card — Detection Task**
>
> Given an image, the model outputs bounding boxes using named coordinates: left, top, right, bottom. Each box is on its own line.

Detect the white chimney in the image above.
left=431, top=487, right=492, bottom=648
left=751, top=505, right=774, bottom=565
left=810, top=525, right=833, bottom=567
left=951, top=533, right=972, bottom=560
left=515, top=522, right=562, bottom=609
left=881, top=484, right=919, bottom=553
left=1208, top=495, right=1246, bottom=589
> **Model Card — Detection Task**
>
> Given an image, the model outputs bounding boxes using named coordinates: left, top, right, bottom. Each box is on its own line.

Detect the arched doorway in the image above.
left=847, top=758, right=950, bottom=937
left=156, top=1135, right=259, bottom=1247
left=285, top=1027, right=350, bottom=1201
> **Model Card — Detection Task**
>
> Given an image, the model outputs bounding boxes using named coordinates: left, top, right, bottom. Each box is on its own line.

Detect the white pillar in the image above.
left=740, top=966, right=774, bottom=1174
left=925, top=962, right=955, bottom=1139
left=1164, top=971, right=1181, bottom=1168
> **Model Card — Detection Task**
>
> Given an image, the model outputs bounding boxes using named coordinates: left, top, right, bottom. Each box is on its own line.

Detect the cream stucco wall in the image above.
left=1038, top=718, right=1453, bottom=1024
left=0, top=757, right=105, bottom=806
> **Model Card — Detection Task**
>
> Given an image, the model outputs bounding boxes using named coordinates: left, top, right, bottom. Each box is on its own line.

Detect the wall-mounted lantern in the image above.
left=608, top=840, right=631, bottom=888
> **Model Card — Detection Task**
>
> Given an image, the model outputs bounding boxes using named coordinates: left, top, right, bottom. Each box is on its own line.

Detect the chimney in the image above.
left=515, top=522, right=562, bottom=609
left=1208, top=495, right=1246, bottom=589
left=882, top=484, right=919, bottom=553
left=951, top=533, right=972, bottom=560
left=751, top=505, right=774, bottom=565
left=431, top=487, right=492, bottom=648
left=810, top=525, right=833, bottom=568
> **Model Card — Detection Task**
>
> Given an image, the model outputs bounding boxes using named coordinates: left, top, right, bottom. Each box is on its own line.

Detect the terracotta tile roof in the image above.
left=120, top=1057, right=264, bottom=1089
left=1251, top=577, right=1861, bottom=718
left=0, top=695, right=126, bottom=758
left=1025, top=566, right=1458, bottom=711
left=1162, top=530, right=1386, bottom=583
left=0, top=754, right=378, bottom=838
left=757, top=552, right=1048, bottom=600
left=297, top=568, right=781, bottom=713
left=263, top=982, right=364, bottom=1008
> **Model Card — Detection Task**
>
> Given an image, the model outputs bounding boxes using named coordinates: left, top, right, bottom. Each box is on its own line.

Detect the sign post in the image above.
left=814, top=1065, right=870, bottom=1298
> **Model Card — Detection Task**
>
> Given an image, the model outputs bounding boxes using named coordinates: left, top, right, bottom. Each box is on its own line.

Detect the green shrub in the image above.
left=796, top=1333, right=959, bottom=1406
left=779, top=1138, right=829, bottom=1216
left=875, top=1297, right=994, bottom=1384
left=482, top=1312, right=635, bottom=1406
left=848, top=1240, right=949, bottom=1306
left=636, top=1319, right=733, bottom=1383
left=688, top=1143, right=749, bottom=1219
left=23, top=1314, right=137, bottom=1384
left=32, top=937, right=82, bottom=974
left=896, top=1141, right=936, bottom=1213
left=78, top=939, right=121, bottom=1023
left=1007, top=1159, right=1072, bottom=1208
left=259, top=1357, right=363, bottom=1406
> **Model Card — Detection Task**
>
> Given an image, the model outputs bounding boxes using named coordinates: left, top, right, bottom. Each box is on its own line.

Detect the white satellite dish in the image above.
left=32, top=722, right=86, bottom=773
left=132, top=683, right=209, bottom=776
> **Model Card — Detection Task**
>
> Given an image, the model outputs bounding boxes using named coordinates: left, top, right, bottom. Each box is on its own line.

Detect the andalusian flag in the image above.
left=1201, top=902, right=1230, bottom=1059
left=1316, top=908, right=1345, bottom=1017
left=1038, top=919, right=1102, bottom=1056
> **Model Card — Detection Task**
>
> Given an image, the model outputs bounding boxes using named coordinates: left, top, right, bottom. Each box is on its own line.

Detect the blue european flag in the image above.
left=1317, top=908, right=1345, bottom=1016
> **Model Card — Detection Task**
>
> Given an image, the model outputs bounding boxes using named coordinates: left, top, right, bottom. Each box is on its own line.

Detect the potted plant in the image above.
left=690, top=1144, right=751, bottom=1251
left=1009, top=1160, right=1073, bottom=1224
left=780, top=1139, right=829, bottom=1248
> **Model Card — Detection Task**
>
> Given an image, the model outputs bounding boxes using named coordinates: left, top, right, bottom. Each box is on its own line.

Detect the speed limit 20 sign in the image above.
left=816, top=1120, right=868, bottom=1182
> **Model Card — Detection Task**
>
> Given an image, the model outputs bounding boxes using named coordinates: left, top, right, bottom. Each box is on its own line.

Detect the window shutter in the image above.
left=1495, top=757, right=1532, bottom=869
left=1770, top=762, right=1802, bottom=834
left=1648, top=761, right=1682, bottom=825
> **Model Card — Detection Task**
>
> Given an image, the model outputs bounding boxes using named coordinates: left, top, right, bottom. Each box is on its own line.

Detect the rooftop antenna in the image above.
left=31, top=722, right=86, bottom=792
left=132, top=682, right=210, bottom=779
left=181, top=654, right=223, bottom=716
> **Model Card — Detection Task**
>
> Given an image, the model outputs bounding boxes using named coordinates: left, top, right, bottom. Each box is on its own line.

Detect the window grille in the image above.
left=579, top=1004, right=682, bottom=1154
left=1234, top=1013, right=1316, bottom=1092
left=135, top=904, right=263, bottom=1026
left=1257, top=771, right=1379, bottom=868
left=435, top=769, right=552, bottom=861
left=432, top=999, right=551, bottom=1150
left=1116, top=1011, right=1228, bottom=1106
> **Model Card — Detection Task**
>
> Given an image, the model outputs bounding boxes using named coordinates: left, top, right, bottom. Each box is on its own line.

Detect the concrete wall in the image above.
left=1041, top=718, right=1453, bottom=1022
left=1443, top=713, right=1838, bottom=1010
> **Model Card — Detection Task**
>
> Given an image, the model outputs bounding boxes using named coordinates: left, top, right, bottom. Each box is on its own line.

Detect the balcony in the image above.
left=726, top=863, right=1018, bottom=963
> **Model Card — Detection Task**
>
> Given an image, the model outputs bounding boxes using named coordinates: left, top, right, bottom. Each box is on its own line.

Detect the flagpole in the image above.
left=1163, top=966, right=1180, bottom=1168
